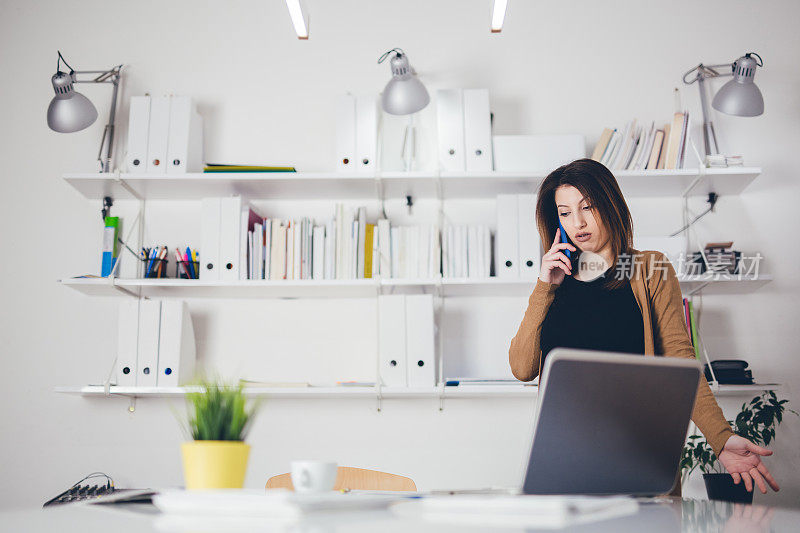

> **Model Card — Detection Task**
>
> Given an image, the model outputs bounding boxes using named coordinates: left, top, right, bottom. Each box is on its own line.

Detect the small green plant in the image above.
left=185, top=379, right=259, bottom=441
left=681, top=391, right=796, bottom=482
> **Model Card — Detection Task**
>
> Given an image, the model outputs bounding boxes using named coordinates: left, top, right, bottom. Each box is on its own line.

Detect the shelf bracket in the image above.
left=113, top=171, right=142, bottom=201
left=109, top=277, right=139, bottom=298
left=437, top=383, right=446, bottom=411
left=375, top=385, right=383, bottom=412
left=685, top=279, right=713, bottom=296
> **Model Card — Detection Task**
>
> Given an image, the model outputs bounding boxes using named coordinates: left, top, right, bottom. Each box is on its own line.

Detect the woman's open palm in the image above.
left=718, top=435, right=780, bottom=494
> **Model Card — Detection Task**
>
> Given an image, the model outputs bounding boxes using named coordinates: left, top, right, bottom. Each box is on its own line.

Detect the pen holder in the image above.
left=176, top=260, right=200, bottom=280
left=142, top=258, right=169, bottom=279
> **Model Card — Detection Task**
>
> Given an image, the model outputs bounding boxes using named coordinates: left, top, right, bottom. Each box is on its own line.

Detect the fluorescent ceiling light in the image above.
left=491, top=0, right=508, bottom=33
left=285, top=0, right=309, bottom=40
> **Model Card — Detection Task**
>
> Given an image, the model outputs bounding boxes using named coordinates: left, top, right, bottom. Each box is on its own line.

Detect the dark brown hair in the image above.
left=536, top=158, right=634, bottom=289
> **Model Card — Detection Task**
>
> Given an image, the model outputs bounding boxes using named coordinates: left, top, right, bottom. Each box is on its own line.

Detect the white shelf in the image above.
left=54, top=383, right=777, bottom=399
left=63, top=167, right=761, bottom=201
left=54, top=384, right=539, bottom=399
left=59, top=274, right=771, bottom=299
left=710, top=384, right=782, bottom=396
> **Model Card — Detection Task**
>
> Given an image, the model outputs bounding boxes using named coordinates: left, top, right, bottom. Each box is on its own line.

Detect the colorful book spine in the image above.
left=364, top=223, right=375, bottom=279
left=101, top=216, right=120, bottom=277
left=688, top=300, right=700, bottom=360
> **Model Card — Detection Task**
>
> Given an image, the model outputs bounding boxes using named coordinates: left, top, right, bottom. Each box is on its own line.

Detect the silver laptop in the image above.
left=521, top=348, right=701, bottom=496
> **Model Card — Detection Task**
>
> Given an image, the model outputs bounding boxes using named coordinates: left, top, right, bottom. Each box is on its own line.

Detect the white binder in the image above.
left=219, top=196, right=243, bottom=281
left=355, top=95, right=377, bottom=174
left=335, top=94, right=356, bottom=172
left=378, top=295, right=407, bottom=387
left=146, top=95, right=171, bottom=173
left=405, top=294, right=435, bottom=387
left=436, top=89, right=465, bottom=171
left=463, top=89, right=493, bottom=172
left=200, top=197, right=222, bottom=281
left=125, top=96, right=150, bottom=174
left=496, top=194, right=520, bottom=278
left=517, top=194, right=540, bottom=280
left=157, top=300, right=196, bottom=387
left=137, top=299, right=161, bottom=387
left=166, top=95, right=204, bottom=174
left=116, top=299, right=139, bottom=386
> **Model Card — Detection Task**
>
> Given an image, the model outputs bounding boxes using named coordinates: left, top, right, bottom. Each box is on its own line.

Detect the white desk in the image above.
left=2, top=498, right=798, bottom=532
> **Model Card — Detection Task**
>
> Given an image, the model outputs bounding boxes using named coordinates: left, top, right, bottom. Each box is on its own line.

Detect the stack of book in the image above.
left=591, top=112, right=692, bottom=171
left=442, top=225, right=492, bottom=279
left=242, top=204, right=441, bottom=281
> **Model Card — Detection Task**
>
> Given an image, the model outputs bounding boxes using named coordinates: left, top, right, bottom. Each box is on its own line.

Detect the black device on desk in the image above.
left=43, top=472, right=155, bottom=507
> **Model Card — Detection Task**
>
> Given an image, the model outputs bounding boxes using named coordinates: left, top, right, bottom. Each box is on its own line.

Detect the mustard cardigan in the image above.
left=508, top=249, right=734, bottom=457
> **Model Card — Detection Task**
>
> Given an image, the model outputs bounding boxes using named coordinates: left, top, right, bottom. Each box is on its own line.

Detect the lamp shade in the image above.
left=711, top=54, right=764, bottom=117
left=380, top=53, right=430, bottom=116
left=47, top=71, right=98, bottom=133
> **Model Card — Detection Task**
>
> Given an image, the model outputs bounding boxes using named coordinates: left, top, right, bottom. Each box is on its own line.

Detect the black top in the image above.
left=540, top=270, right=645, bottom=369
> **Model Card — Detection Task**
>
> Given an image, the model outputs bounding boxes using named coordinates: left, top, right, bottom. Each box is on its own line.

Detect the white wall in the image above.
left=1, top=0, right=798, bottom=509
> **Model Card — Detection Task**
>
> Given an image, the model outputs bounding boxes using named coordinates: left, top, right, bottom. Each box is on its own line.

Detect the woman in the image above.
left=509, top=159, right=779, bottom=495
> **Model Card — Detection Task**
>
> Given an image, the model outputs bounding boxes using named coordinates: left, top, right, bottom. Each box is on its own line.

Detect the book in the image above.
left=656, top=123, right=670, bottom=169
left=590, top=128, right=614, bottom=161
left=646, top=129, right=664, bottom=169
left=364, top=223, right=375, bottom=278
left=688, top=300, right=700, bottom=360
left=664, top=112, right=685, bottom=169
left=203, top=164, right=296, bottom=173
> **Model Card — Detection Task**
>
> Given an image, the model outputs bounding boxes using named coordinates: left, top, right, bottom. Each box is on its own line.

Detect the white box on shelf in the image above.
left=335, top=94, right=356, bottom=172
left=166, top=95, right=204, bottom=174
left=219, top=196, right=243, bottom=281
left=378, top=295, right=407, bottom=387
left=157, top=300, right=196, bottom=387
left=116, top=299, right=140, bottom=386
left=145, top=95, right=171, bottom=174
left=517, top=194, right=540, bottom=280
left=355, top=95, right=377, bottom=174
left=125, top=96, right=150, bottom=174
left=463, top=89, right=493, bottom=172
left=492, top=135, right=585, bottom=173
left=137, top=299, right=162, bottom=387
left=405, top=294, right=436, bottom=387
left=436, top=89, right=466, bottom=171
left=200, top=197, right=222, bottom=281
left=495, top=194, right=519, bottom=278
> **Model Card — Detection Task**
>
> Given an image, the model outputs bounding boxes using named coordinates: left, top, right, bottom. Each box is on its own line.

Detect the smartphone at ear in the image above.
left=558, top=220, right=571, bottom=259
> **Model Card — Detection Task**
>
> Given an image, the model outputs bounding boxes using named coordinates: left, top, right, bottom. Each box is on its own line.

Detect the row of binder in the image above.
left=378, top=294, right=436, bottom=387
left=116, top=300, right=195, bottom=387
left=125, top=95, right=203, bottom=174
left=200, top=197, right=253, bottom=281
left=436, top=88, right=493, bottom=172
left=335, top=94, right=377, bottom=174
left=496, top=194, right=541, bottom=279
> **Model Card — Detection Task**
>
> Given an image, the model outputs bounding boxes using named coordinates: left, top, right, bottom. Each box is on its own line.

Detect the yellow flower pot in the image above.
left=181, top=441, right=250, bottom=490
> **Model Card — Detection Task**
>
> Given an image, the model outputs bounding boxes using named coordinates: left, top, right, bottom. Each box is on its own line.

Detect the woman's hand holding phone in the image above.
left=539, top=228, right=576, bottom=285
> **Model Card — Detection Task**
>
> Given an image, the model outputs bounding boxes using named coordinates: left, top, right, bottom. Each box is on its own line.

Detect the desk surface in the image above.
left=2, top=498, right=797, bottom=532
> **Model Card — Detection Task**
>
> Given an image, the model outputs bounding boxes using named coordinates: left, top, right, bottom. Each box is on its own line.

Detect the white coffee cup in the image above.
left=290, top=461, right=338, bottom=492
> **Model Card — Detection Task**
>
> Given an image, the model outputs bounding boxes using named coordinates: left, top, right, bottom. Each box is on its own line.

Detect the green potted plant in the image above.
left=681, top=391, right=795, bottom=503
left=181, top=379, right=259, bottom=489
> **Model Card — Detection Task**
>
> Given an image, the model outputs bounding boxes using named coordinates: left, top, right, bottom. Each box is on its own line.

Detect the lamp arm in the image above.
left=682, top=64, right=734, bottom=85
left=69, top=66, right=124, bottom=172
